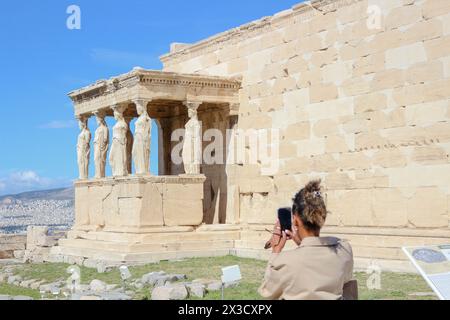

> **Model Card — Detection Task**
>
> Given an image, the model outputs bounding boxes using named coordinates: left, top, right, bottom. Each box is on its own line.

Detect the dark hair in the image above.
left=292, top=180, right=327, bottom=231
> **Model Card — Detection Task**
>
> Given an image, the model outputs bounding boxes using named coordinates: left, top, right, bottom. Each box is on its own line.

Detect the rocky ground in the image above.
left=0, top=265, right=228, bottom=300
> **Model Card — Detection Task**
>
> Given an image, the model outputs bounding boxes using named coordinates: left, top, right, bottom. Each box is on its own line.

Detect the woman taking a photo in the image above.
left=259, top=180, right=354, bottom=300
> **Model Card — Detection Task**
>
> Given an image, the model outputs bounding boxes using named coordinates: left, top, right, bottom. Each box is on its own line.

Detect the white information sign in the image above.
left=403, top=245, right=450, bottom=300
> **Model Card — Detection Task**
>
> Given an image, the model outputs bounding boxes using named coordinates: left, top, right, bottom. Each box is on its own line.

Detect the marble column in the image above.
left=76, top=115, right=91, bottom=180
left=182, top=101, right=202, bottom=175
left=132, top=99, right=151, bottom=175
left=93, top=111, right=109, bottom=179
left=109, top=104, right=128, bottom=177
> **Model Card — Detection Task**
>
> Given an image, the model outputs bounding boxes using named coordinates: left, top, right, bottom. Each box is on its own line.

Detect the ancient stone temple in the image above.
left=54, top=0, right=450, bottom=271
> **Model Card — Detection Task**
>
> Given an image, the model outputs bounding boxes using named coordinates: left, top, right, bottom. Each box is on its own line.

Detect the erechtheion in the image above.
left=53, top=0, right=450, bottom=272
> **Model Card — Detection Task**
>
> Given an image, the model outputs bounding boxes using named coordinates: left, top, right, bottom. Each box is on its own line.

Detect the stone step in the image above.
left=55, top=245, right=233, bottom=263
left=66, top=230, right=240, bottom=243
left=58, top=238, right=235, bottom=254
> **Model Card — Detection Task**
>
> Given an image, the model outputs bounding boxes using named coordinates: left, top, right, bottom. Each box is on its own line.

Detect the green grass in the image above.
left=0, top=283, right=40, bottom=300
left=0, top=256, right=437, bottom=300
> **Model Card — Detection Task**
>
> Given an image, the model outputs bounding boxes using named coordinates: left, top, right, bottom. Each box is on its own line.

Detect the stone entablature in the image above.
left=69, top=68, right=241, bottom=117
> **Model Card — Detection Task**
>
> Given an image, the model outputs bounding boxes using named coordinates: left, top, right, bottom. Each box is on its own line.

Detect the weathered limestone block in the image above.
left=355, top=132, right=388, bottom=150
left=385, top=42, right=427, bottom=70
left=322, top=61, right=352, bottom=85
left=88, top=185, right=112, bottom=228
left=309, top=10, right=337, bottom=34
left=342, top=117, right=369, bottom=134
left=310, top=83, right=338, bottom=103
left=238, top=38, right=262, bottom=58
left=406, top=60, right=443, bottom=85
left=405, top=100, right=448, bottom=126
left=283, top=122, right=311, bottom=141
left=355, top=92, right=387, bottom=114
left=385, top=4, right=422, bottom=30
left=386, top=164, right=450, bottom=189
left=140, top=183, right=164, bottom=226
left=424, top=35, right=450, bottom=60
left=297, top=68, right=322, bottom=88
left=371, top=69, right=405, bottom=91
left=279, top=157, right=313, bottom=175
left=313, top=119, right=340, bottom=137
left=372, top=189, right=408, bottom=227
left=227, top=58, right=248, bottom=75
left=306, top=98, right=354, bottom=121
left=411, top=146, right=448, bottom=165
left=271, top=41, right=297, bottom=63
left=200, top=53, right=219, bottom=69
left=247, top=50, right=272, bottom=73
left=341, top=77, right=371, bottom=96
left=163, top=182, right=204, bottom=227
left=258, top=94, right=284, bottom=113
left=402, top=19, right=443, bottom=45
left=407, top=188, right=448, bottom=228
left=324, top=173, right=355, bottom=190
left=423, top=0, right=450, bottom=19
left=325, top=135, right=350, bottom=153
left=353, top=53, right=385, bottom=77
left=372, top=149, right=408, bottom=168
left=335, top=189, right=373, bottom=227
left=260, top=61, right=287, bottom=80
left=310, top=47, right=338, bottom=68
left=273, top=174, right=304, bottom=194
left=271, top=78, right=297, bottom=95
left=311, top=154, right=339, bottom=173
left=296, top=138, right=325, bottom=157
left=260, top=30, right=284, bottom=50
left=339, top=152, right=372, bottom=171
left=354, top=170, right=389, bottom=189
left=286, top=55, right=308, bottom=75
left=282, top=89, right=310, bottom=108
left=75, top=185, right=89, bottom=228
left=369, top=109, right=406, bottom=131
left=296, top=34, right=324, bottom=54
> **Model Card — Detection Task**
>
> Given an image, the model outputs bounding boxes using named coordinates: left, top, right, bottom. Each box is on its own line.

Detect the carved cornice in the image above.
left=68, top=69, right=241, bottom=106
left=160, top=0, right=362, bottom=66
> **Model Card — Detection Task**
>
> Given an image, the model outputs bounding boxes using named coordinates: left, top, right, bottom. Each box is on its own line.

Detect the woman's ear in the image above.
left=292, top=213, right=300, bottom=228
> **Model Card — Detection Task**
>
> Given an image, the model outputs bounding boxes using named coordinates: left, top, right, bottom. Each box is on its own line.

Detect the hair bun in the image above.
left=292, top=180, right=327, bottom=230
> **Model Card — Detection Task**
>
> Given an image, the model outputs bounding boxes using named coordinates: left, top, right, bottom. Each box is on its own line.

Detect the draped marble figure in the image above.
left=132, top=101, right=151, bottom=175
left=77, top=117, right=91, bottom=180
left=109, top=107, right=128, bottom=177
left=182, top=107, right=202, bottom=175
left=125, top=117, right=134, bottom=175
left=93, top=112, right=109, bottom=179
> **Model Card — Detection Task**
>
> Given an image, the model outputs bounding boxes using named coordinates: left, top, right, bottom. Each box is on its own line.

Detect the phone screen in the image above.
left=278, top=207, right=292, bottom=232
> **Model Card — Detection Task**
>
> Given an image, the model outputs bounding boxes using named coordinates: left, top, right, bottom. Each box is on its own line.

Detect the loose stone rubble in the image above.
left=0, top=265, right=235, bottom=300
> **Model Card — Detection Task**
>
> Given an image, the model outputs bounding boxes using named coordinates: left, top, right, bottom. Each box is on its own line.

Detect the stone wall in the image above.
left=161, top=0, right=450, bottom=268
left=0, top=234, right=26, bottom=260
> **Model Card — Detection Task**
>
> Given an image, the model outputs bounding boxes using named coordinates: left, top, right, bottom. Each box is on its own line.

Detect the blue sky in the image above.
left=0, top=0, right=302, bottom=196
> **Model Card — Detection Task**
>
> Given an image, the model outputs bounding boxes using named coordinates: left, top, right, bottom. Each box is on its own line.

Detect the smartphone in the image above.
left=278, top=207, right=292, bottom=232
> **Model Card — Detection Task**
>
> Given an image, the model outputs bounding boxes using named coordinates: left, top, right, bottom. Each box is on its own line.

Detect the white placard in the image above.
left=221, top=265, right=242, bottom=284
left=403, top=245, right=450, bottom=300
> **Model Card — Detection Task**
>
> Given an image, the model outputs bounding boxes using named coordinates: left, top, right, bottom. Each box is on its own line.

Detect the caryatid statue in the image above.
left=93, top=111, right=109, bottom=179
left=125, top=116, right=134, bottom=175
left=182, top=102, right=202, bottom=175
left=109, top=105, right=128, bottom=177
left=76, top=116, right=91, bottom=180
left=132, top=99, right=151, bottom=175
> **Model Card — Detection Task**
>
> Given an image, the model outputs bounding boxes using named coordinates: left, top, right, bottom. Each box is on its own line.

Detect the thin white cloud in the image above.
left=0, top=170, right=72, bottom=196
left=38, top=120, right=77, bottom=129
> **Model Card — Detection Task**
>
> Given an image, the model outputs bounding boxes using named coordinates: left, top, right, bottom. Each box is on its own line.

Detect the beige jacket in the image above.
left=258, top=237, right=354, bottom=300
